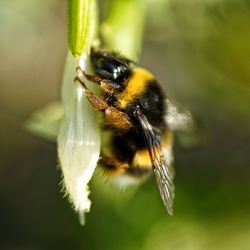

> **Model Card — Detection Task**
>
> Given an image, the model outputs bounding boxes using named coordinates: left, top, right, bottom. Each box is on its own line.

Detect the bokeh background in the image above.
left=1, top=0, right=250, bottom=249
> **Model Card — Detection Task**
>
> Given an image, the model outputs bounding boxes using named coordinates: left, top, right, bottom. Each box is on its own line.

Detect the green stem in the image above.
left=101, top=0, right=146, bottom=61
left=68, top=0, right=98, bottom=58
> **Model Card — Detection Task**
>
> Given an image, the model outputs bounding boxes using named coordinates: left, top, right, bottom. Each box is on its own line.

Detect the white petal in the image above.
left=57, top=51, right=101, bottom=216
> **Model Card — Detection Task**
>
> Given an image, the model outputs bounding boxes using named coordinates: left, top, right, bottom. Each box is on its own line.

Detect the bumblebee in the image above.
left=75, top=48, right=196, bottom=215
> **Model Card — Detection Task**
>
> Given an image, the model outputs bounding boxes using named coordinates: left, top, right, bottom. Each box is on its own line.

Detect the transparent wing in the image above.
left=134, top=107, right=175, bottom=215
left=165, top=99, right=206, bottom=149
left=165, top=99, right=195, bottom=131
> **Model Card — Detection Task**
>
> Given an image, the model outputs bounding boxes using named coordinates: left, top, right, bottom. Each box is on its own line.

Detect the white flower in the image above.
left=57, top=52, right=101, bottom=225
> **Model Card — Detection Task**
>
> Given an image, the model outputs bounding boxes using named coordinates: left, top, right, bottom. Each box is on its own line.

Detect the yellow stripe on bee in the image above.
left=132, top=149, right=152, bottom=168
left=132, top=130, right=173, bottom=168
left=117, top=68, right=154, bottom=109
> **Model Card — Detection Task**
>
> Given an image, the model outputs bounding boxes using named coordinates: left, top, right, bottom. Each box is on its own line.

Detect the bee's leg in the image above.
left=74, top=76, right=133, bottom=130
left=99, top=154, right=129, bottom=175
left=74, top=76, right=108, bottom=109
left=76, top=66, right=102, bottom=84
left=76, top=67, right=122, bottom=92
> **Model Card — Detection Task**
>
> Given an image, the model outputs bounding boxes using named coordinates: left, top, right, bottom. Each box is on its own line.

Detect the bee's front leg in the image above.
left=74, top=76, right=133, bottom=131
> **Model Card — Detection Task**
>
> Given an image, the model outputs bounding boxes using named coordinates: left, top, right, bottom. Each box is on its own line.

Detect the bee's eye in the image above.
left=91, top=51, right=130, bottom=82
left=97, top=58, right=117, bottom=75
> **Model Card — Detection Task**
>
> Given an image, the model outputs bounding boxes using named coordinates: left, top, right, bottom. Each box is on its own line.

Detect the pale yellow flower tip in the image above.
left=57, top=51, right=101, bottom=220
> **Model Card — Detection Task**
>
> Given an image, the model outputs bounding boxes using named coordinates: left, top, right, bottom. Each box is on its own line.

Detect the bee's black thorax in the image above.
left=128, top=79, right=166, bottom=129
left=103, top=68, right=167, bottom=130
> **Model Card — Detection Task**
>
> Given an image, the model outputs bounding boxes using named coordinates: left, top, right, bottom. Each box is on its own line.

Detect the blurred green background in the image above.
left=1, top=0, right=250, bottom=249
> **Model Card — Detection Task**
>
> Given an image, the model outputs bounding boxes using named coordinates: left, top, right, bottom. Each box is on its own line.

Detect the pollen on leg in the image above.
left=105, top=107, right=133, bottom=130
left=75, top=71, right=133, bottom=131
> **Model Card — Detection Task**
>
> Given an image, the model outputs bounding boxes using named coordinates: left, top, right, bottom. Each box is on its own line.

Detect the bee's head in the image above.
left=90, top=49, right=131, bottom=82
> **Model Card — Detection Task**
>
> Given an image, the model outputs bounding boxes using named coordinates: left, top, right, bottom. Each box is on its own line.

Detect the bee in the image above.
left=75, top=48, right=197, bottom=215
